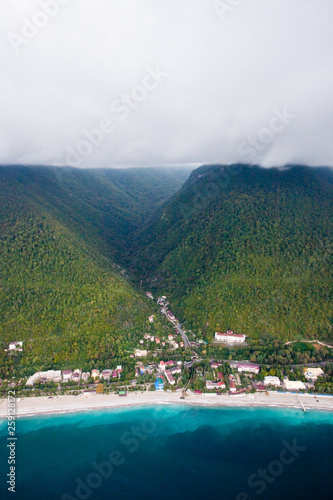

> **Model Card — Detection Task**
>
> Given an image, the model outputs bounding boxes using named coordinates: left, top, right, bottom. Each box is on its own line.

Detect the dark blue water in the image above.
left=0, top=406, right=332, bottom=500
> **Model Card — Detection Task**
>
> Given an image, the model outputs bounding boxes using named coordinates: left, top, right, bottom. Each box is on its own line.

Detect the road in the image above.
left=175, top=323, right=192, bottom=349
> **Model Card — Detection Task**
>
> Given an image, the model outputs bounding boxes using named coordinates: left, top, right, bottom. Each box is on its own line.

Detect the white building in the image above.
left=284, top=379, right=306, bottom=391
left=264, top=376, right=281, bottom=387
left=62, top=370, right=73, bottom=381
left=165, top=370, right=175, bottom=385
left=26, top=370, right=62, bottom=386
left=8, top=341, right=23, bottom=352
left=148, top=315, right=154, bottom=323
left=134, top=349, right=148, bottom=358
left=215, top=331, right=246, bottom=343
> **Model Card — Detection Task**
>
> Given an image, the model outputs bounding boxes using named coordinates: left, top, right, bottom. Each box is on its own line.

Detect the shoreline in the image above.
left=1, top=391, right=333, bottom=419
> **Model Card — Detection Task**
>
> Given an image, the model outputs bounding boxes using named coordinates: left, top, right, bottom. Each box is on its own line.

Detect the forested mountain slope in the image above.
left=0, top=165, right=191, bottom=264
left=133, top=165, right=333, bottom=341
left=0, top=165, right=190, bottom=377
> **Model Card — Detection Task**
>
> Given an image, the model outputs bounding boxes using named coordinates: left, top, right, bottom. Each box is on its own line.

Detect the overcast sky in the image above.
left=1, top=0, right=333, bottom=168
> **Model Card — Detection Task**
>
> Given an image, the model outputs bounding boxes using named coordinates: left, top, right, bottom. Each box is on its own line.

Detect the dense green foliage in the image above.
left=0, top=165, right=190, bottom=377
left=134, top=165, right=333, bottom=341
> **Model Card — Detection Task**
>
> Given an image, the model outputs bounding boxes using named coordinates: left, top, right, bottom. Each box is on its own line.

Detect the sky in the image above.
left=1, top=0, right=333, bottom=169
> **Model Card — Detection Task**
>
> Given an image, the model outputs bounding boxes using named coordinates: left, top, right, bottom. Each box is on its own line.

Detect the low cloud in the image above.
left=1, top=0, right=333, bottom=168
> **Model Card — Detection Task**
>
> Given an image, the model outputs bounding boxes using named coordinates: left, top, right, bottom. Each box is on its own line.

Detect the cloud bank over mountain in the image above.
left=1, top=0, right=333, bottom=168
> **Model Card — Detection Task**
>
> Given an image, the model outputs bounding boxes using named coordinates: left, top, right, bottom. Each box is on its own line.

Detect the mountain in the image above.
left=0, top=165, right=191, bottom=377
left=133, top=164, right=333, bottom=342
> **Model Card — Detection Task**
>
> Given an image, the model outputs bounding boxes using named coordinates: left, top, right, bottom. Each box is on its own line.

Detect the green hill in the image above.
left=133, top=165, right=333, bottom=342
left=0, top=165, right=191, bottom=377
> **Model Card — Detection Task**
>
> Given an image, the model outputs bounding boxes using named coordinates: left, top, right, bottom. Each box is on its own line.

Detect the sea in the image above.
left=0, top=405, right=332, bottom=500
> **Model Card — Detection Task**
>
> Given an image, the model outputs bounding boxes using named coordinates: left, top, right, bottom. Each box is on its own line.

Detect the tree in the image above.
left=96, top=383, right=104, bottom=394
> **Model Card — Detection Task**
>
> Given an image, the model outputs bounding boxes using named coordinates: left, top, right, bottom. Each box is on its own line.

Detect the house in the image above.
left=62, top=370, right=73, bottom=382
left=214, top=331, right=246, bottom=344
left=162, top=342, right=166, bottom=346
left=72, top=372, right=81, bottom=383
left=134, top=349, right=148, bottom=358
left=304, top=367, right=324, bottom=381
left=253, top=383, right=266, bottom=392
left=170, top=367, right=181, bottom=375
left=174, top=343, right=179, bottom=348
left=155, top=338, right=160, bottom=344
left=144, top=334, right=150, bottom=339
left=264, top=376, right=280, bottom=387
left=101, top=369, right=112, bottom=381
left=284, top=379, right=306, bottom=391
left=91, top=369, right=100, bottom=380
left=148, top=315, right=154, bottom=323
left=168, top=335, right=174, bottom=341
left=206, top=380, right=219, bottom=390
left=146, top=292, right=154, bottom=300
left=139, top=340, right=144, bottom=344
left=112, top=370, right=118, bottom=378
left=159, top=361, right=166, bottom=371
left=165, top=370, right=175, bottom=385
left=155, top=377, right=164, bottom=391
left=167, top=311, right=176, bottom=322
left=211, top=362, right=219, bottom=369
left=179, top=342, right=184, bottom=347
left=237, top=363, right=260, bottom=374
left=217, top=372, right=223, bottom=381
left=8, top=341, right=23, bottom=352
left=229, top=381, right=236, bottom=392
left=81, top=372, right=90, bottom=382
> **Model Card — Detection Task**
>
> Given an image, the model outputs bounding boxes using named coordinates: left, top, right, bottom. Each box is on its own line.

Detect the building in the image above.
left=72, top=369, right=82, bottom=383
left=62, top=370, right=73, bottom=382
left=155, top=338, right=160, bottom=344
left=91, top=369, right=100, bottom=380
left=264, top=376, right=280, bottom=387
left=165, top=361, right=174, bottom=367
left=214, top=331, right=246, bottom=343
left=211, top=362, right=219, bottom=369
left=167, top=311, right=176, bottom=322
left=148, top=315, right=154, bottom=323
left=26, top=370, right=62, bottom=386
left=229, top=381, right=236, bottom=392
left=253, top=383, right=266, bottom=392
left=304, top=367, right=324, bottom=381
left=237, top=363, right=260, bottom=374
left=206, top=380, right=219, bottom=390
left=134, top=349, right=148, bottom=358
left=8, top=341, right=23, bottom=352
left=146, top=292, right=154, bottom=300
left=101, top=369, right=112, bottom=381
left=81, top=372, right=90, bottom=382
left=168, top=335, right=174, bottom=341
left=217, top=372, right=223, bottom=381
left=284, top=379, right=306, bottom=391
left=170, top=367, right=181, bottom=375
left=165, top=370, right=175, bottom=385
left=155, top=377, right=164, bottom=391
left=159, top=361, right=166, bottom=371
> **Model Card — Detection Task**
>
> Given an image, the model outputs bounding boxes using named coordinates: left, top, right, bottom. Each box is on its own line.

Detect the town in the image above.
left=1, top=292, right=332, bottom=400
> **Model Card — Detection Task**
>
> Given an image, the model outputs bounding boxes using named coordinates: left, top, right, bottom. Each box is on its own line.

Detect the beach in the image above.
left=1, top=390, right=333, bottom=418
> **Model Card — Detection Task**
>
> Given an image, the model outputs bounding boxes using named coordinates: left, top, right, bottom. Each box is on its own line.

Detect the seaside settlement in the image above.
left=1, top=293, right=333, bottom=400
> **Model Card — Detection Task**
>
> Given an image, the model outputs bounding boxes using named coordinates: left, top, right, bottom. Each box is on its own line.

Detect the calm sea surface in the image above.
left=0, top=405, right=332, bottom=500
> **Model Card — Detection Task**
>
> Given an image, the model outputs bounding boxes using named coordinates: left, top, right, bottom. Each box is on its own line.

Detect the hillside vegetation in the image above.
left=0, top=166, right=190, bottom=377
left=133, top=165, right=333, bottom=341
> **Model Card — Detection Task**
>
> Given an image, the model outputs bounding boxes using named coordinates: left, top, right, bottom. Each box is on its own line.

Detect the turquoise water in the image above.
left=0, top=406, right=332, bottom=500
